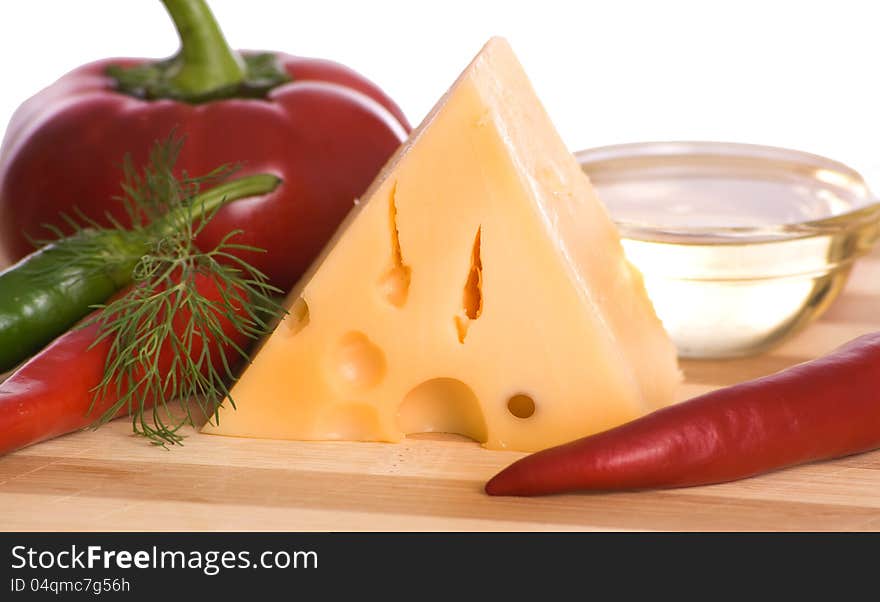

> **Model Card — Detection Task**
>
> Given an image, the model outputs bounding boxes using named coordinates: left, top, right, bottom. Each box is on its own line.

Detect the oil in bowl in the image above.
left=577, top=142, right=880, bottom=358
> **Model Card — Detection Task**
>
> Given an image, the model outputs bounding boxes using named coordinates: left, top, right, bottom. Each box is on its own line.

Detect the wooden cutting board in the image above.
left=3, top=250, right=880, bottom=532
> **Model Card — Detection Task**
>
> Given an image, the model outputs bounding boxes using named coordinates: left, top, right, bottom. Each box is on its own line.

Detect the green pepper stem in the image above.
left=154, top=173, right=282, bottom=237
left=161, top=0, right=246, bottom=97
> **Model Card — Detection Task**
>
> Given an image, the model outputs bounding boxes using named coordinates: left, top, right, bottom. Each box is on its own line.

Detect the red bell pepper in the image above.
left=486, top=332, right=880, bottom=496
left=0, top=0, right=410, bottom=290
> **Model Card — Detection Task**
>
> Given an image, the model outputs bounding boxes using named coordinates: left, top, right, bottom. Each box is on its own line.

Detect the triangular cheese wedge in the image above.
left=203, top=38, right=680, bottom=451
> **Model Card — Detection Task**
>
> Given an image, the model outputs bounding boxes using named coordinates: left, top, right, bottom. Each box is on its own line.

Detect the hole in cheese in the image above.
left=462, top=227, right=483, bottom=319
left=378, top=183, right=411, bottom=307
left=379, top=266, right=411, bottom=309
left=507, top=394, right=536, bottom=419
left=455, top=227, right=483, bottom=343
left=328, top=332, right=386, bottom=392
left=397, top=378, right=488, bottom=443
left=286, top=297, right=310, bottom=336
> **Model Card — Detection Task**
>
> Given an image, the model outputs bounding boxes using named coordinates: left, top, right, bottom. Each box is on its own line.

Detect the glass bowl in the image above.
left=576, top=141, right=880, bottom=358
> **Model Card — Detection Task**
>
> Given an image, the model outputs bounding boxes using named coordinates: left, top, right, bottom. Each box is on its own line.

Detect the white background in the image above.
left=1, top=0, right=878, bottom=188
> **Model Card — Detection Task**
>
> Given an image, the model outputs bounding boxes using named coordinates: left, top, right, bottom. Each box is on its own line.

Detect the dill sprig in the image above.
left=76, top=133, right=283, bottom=446
left=116, top=132, right=234, bottom=227
left=88, top=205, right=281, bottom=446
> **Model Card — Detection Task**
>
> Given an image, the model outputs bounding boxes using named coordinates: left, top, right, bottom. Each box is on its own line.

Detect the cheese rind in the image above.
left=202, top=38, right=680, bottom=452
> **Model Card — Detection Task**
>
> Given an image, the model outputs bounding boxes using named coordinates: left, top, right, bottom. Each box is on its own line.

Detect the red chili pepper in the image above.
left=0, top=0, right=409, bottom=291
left=0, top=272, right=248, bottom=456
left=486, top=332, right=880, bottom=496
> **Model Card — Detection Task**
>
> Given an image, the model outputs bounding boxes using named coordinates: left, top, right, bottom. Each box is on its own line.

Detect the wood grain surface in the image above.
left=3, top=250, right=880, bottom=532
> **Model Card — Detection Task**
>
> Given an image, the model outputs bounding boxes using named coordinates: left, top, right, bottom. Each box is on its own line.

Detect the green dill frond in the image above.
left=114, top=130, right=237, bottom=227
left=88, top=199, right=283, bottom=447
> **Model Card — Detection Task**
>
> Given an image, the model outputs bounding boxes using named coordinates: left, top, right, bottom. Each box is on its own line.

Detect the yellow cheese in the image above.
left=202, top=38, right=680, bottom=451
